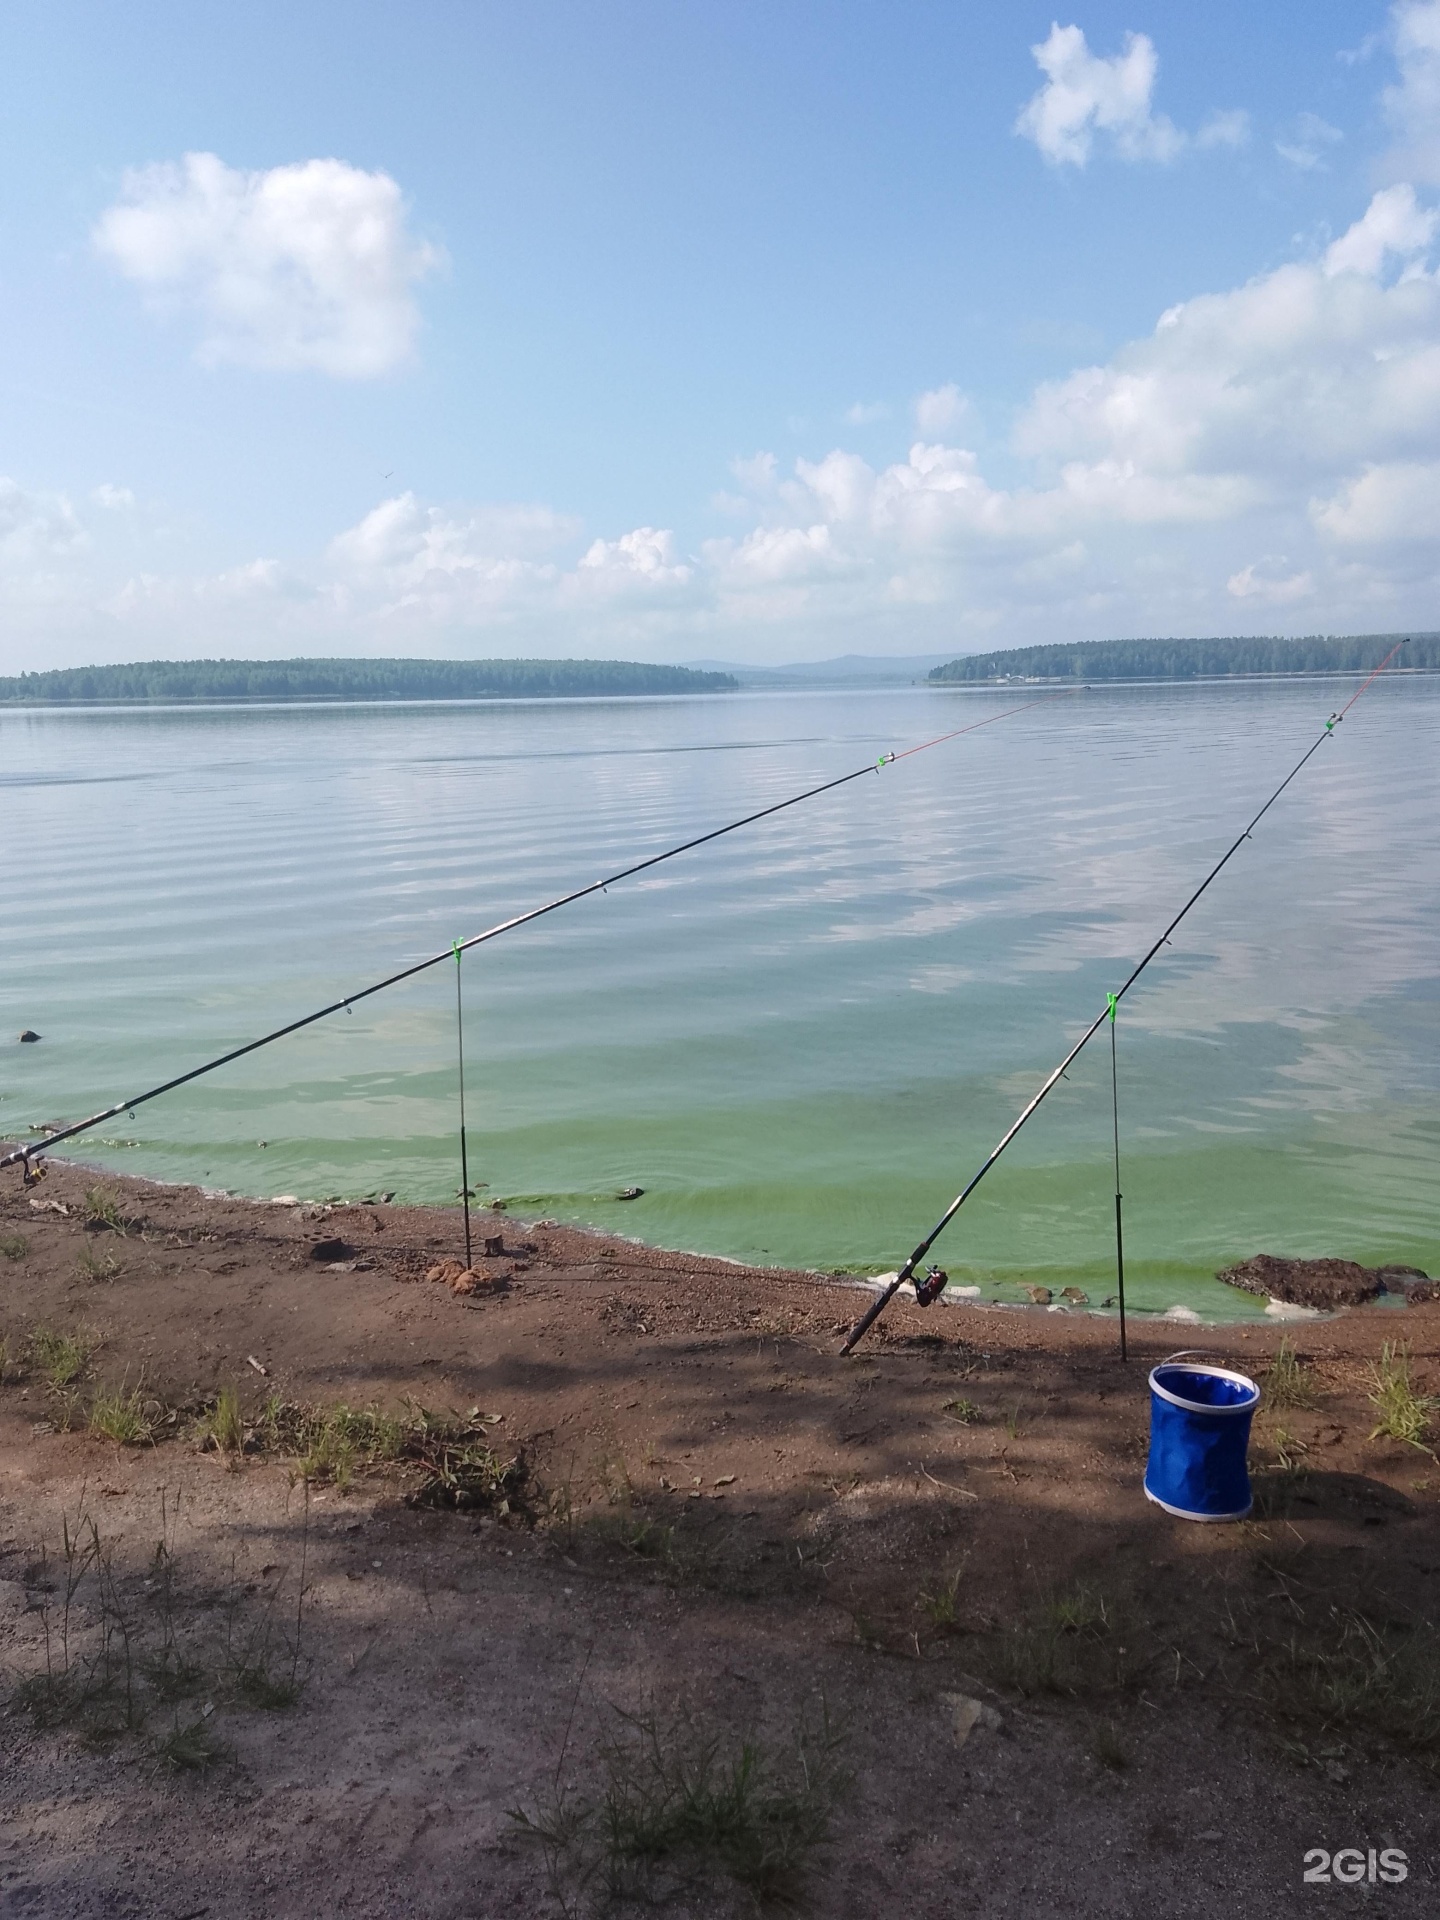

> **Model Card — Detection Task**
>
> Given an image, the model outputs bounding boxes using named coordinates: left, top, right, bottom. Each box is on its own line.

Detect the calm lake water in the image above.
left=3, top=677, right=1437, bottom=1321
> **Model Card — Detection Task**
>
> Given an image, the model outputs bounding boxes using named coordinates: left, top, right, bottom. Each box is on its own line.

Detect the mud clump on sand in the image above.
left=1217, top=1253, right=1435, bottom=1309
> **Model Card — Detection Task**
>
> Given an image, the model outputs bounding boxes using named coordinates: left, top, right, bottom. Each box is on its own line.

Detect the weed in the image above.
left=512, top=1701, right=850, bottom=1910
left=979, top=1584, right=1128, bottom=1699
left=29, top=1326, right=95, bottom=1390
left=0, top=1232, right=29, bottom=1260
left=0, top=1336, right=9, bottom=1383
left=150, top=1713, right=231, bottom=1773
left=1257, top=1608, right=1440, bottom=1768
left=1264, top=1338, right=1316, bottom=1411
left=919, top=1567, right=964, bottom=1632
left=1368, top=1343, right=1437, bottom=1452
left=88, top=1382, right=154, bottom=1447
left=76, top=1241, right=121, bottom=1283
left=1047, top=1585, right=1109, bottom=1635
left=203, top=1384, right=247, bottom=1459
left=83, top=1186, right=127, bottom=1234
left=942, top=1398, right=980, bottom=1424
left=1003, top=1401, right=1026, bottom=1440
left=1270, top=1425, right=1309, bottom=1472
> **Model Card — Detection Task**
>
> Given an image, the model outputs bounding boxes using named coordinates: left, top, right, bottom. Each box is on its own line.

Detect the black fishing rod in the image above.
left=3, top=691, right=1078, bottom=1179
left=840, top=639, right=1411, bottom=1356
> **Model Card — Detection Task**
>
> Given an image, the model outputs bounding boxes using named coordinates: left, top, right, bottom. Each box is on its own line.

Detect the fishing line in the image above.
left=840, top=638, right=1411, bottom=1356
left=4, top=690, right=1078, bottom=1179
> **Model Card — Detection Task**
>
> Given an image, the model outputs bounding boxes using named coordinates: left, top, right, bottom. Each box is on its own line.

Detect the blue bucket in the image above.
left=1144, top=1354, right=1260, bottom=1522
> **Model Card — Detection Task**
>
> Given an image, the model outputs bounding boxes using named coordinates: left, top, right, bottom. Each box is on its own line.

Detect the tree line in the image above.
left=0, top=657, right=739, bottom=703
left=928, top=634, right=1440, bottom=683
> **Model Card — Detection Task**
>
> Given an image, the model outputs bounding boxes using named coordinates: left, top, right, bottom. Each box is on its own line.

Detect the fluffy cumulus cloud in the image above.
left=1384, top=0, right=1440, bottom=182
left=1014, top=23, right=1244, bottom=167
left=10, top=24, right=1440, bottom=668
left=94, top=153, right=442, bottom=376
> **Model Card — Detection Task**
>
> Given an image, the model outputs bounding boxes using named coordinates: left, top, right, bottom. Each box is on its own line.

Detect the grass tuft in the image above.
left=1368, top=1342, right=1436, bottom=1452
left=203, top=1384, right=247, bottom=1459
left=919, top=1567, right=965, bottom=1632
left=76, top=1241, right=121, bottom=1283
left=942, top=1397, right=981, bottom=1424
left=512, top=1701, right=849, bottom=1909
left=1264, top=1338, right=1316, bottom=1411
left=29, top=1325, right=96, bottom=1390
left=0, top=1232, right=29, bottom=1260
left=88, top=1382, right=154, bottom=1447
left=83, top=1186, right=128, bottom=1233
left=150, top=1714, right=232, bottom=1773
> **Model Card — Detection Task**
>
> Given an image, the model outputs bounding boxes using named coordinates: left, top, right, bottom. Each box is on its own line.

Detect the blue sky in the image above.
left=3, top=0, right=1437, bottom=668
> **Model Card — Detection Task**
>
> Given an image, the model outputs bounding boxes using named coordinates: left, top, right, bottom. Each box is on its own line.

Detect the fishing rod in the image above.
left=3, top=690, right=1080, bottom=1179
left=840, top=638, right=1411, bottom=1356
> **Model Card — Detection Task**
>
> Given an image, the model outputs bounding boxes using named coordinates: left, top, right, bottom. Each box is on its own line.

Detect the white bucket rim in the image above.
left=1148, top=1361, right=1259, bottom=1415
left=1144, top=1484, right=1253, bottom=1523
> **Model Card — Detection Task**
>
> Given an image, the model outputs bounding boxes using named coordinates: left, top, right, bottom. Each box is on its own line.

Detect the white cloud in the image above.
left=1384, top=0, right=1440, bottom=182
left=1197, top=109, right=1250, bottom=151
left=844, top=401, right=890, bottom=425
left=1275, top=111, right=1343, bottom=171
left=914, top=383, right=969, bottom=434
left=0, top=479, right=84, bottom=561
left=1323, top=181, right=1437, bottom=274
left=94, top=152, right=442, bottom=376
left=1226, top=562, right=1314, bottom=603
left=577, top=526, right=692, bottom=591
left=92, top=483, right=137, bottom=511
left=1015, top=23, right=1183, bottom=166
left=1311, top=460, right=1440, bottom=542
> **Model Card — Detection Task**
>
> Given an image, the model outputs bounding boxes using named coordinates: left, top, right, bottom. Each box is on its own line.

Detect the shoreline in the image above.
left=14, top=1148, right=1424, bottom=1331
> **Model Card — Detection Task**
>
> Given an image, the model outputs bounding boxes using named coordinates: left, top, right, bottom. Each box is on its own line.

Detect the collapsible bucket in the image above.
left=1144, top=1353, right=1259, bottom=1522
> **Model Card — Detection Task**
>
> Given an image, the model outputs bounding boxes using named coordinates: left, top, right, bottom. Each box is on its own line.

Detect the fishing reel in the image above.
left=913, top=1264, right=948, bottom=1307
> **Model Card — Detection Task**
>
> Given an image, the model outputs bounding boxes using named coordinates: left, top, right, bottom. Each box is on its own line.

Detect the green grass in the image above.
left=75, top=1242, right=121, bottom=1282
left=256, top=1398, right=523, bottom=1513
left=511, top=1703, right=849, bottom=1908
left=1264, top=1339, right=1317, bottom=1411
left=29, top=1326, right=96, bottom=1389
left=941, top=1397, right=981, bottom=1424
left=1368, top=1343, right=1436, bottom=1452
left=0, top=1232, right=29, bottom=1260
left=83, top=1186, right=127, bottom=1233
left=88, top=1383, right=154, bottom=1446
left=1258, top=1609, right=1440, bottom=1769
left=203, top=1385, right=247, bottom=1458
left=150, top=1714, right=232, bottom=1773
left=919, top=1568, right=964, bottom=1631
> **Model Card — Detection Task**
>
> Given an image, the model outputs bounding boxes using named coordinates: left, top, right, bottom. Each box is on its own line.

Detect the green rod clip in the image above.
left=1106, top=992, right=1118, bottom=1023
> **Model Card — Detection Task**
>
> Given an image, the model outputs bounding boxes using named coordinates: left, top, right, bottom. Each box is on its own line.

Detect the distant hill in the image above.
left=928, top=634, right=1440, bottom=684
left=0, top=657, right=739, bottom=704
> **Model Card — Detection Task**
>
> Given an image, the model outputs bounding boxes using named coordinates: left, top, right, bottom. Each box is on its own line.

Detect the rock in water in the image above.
left=1024, top=1284, right=1052, bottom=1306
left=1060, top=1286, right=1089, bottom=1305
left=616, top=1186, right=645, bottom=1201
left=18, top=1030, right=40, bottom=1043
left=1375, top=1265, right=1439, bottom=1304
left=1217, top=1254, right=1379, bottom=1309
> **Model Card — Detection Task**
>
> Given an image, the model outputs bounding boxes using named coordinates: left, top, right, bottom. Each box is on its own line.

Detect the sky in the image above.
left=2, top=0, right=1439, bottom=669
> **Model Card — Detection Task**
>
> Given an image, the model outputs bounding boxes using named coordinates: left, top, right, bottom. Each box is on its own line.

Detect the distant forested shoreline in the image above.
left=928, top=634, right=1440, bottom=683
left=0, top=657, right=739, bottom=704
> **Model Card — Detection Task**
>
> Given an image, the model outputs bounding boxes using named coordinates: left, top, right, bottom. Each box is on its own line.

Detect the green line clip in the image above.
left=1106, top=991, right=1118, bottom=1023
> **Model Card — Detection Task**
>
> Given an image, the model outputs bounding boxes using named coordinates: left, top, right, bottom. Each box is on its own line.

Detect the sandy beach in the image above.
left=0, top=1155, right=1436, bottom=1915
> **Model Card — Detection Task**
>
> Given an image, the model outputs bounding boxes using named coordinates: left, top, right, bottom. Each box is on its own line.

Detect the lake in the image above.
left=3, top=675, right=1436, bottom=1321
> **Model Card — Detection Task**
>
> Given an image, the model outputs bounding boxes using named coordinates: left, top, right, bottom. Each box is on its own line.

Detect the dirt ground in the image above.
left=1, top=1156, right=1436, bottom=1918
